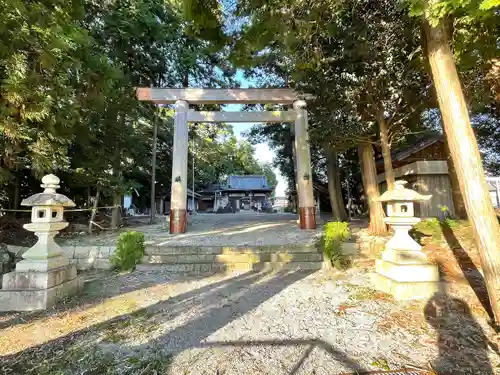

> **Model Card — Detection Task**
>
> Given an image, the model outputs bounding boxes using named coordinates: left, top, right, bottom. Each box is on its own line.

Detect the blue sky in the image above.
left=225, top=71, right=287, bottom=196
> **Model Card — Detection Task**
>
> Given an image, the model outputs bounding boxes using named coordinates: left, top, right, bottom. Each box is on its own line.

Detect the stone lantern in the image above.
left=0, top=174, right=83, bottom=311
left=371, top=180, right=439, bottom=300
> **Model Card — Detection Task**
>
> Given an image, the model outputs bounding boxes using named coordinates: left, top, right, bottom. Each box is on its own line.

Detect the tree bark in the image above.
left=359, top=142, right=387, bottom=235
left=324, top=144, right=348, bottom=221
left=426, top=19, right=500, bottom=322
left=378, top=111, right=395, bottom=191
left=88, top=188, right=100, bottom=234
left=111, top=146, right=122, bottom=230
left=442, top=127, right=467, bottom=219
left=111, top=194, right=122, bottom=229
left=87, top=186, right=91, bottom=207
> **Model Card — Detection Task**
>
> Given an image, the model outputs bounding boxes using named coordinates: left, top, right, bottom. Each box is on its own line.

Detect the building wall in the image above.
left=375, top=140, right=447, bottom=174
left=379, top=175, right=455, bottom=218
left=378, top=161, right=456, bottom=218
left=414, top=174, right=456, bottom=218
left=198, top=199, right=213, bottom=211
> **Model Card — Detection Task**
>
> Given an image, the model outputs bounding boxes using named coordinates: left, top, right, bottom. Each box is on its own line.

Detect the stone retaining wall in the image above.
left=4, top=244, right=116, bottom=271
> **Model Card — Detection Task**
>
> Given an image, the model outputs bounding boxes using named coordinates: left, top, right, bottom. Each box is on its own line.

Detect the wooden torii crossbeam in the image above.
left=136, top=87, right=305, bottom=104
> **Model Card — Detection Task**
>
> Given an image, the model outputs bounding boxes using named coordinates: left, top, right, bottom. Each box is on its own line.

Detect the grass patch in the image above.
left=347, top=284, right=393, bottom=302
left=317, top=221, right=351, bottom=269
left=371, top=358, right=390, bottom=371
left=16, top=344, right=173, bottom=375
left=412, top=218, right=443, bottom=241
left=411, top=218, right=471, bottom=246
left=101, top=313, right=161, bottom=344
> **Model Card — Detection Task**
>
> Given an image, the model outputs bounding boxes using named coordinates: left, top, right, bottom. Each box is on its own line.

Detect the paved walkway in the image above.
left=1, top=268, right=497, bottom=374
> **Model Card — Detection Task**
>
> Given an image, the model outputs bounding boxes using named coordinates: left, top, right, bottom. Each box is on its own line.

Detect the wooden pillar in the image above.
left=169, top=99, right=189, bottom=233
left=294, top=100, right=316, bottom=229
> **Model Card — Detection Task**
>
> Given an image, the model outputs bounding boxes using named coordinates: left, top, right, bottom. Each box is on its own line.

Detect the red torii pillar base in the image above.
left=299, top=207, right=316, bottom=230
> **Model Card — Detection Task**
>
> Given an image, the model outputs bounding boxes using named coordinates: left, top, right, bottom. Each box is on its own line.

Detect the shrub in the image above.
left=111, top=231, right=145, bottom=271
left=443, top=218, right=459, bottom=229
left=320, top=221, right=351, bottom=269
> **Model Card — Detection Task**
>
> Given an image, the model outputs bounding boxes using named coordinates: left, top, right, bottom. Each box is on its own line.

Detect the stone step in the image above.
left=136, top=261, right=324, bottom=273
left=341, top=241, right=359, bottom=256
left=142, top=252, right=323, bottom=265
left=145, top=244, right=320, bottom=256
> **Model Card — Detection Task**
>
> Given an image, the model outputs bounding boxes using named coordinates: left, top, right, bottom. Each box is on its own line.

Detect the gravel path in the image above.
left=59, top=212, right=324, bottom=247
left=1, top=267, right=498, bottom=374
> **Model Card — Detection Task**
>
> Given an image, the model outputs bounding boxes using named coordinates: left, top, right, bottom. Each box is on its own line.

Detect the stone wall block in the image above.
left=61, top=246, right=75, bottom=258
left=88, top=246, right=99, bottom=260
left=94, top=259, right=111, bottom=270
left=74, top=247, right=90, bottom=259
left=76, top=258, right=93, bottom=270
left=97, top=246, right=113, bottom=259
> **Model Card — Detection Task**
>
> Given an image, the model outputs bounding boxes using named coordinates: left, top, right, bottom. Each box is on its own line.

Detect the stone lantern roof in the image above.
left=21, top=174, right=75, bottom=207
left=377, top=180, right=432, bottom=203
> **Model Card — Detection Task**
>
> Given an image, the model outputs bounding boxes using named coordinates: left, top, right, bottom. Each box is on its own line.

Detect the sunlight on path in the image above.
left=0, top=273, right=237, bottom=355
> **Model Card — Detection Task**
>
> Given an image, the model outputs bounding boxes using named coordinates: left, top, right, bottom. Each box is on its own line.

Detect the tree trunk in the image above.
left=87, top=186, right=91, bottom=207
left=13, top=173, right=20, bottom=210
left=359, top=142, right=387, bottom=235
left=111, top=145, right=122, bottom=230
left=378, top=111, right=395, bottom=191
left=443, top=127, right=467, bottom=219
left=324, top=144, right=348, bottom=221
left=426, top=19, right=500, bottom=322
left=88, top=188, right=100, bottom=234
left=111, top=194, right=122, bottom=229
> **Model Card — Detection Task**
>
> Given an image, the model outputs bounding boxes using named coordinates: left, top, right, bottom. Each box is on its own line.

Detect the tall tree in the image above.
left=359, top=143, right=388, bottom=235
left=409, top=0, right=500, bottom=321
left=324, top=145, right=348, bottom=221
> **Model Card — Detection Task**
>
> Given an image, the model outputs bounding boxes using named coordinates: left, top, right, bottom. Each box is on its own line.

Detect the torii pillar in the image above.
left=170, top=99, right=189, bottom=233
left=294, top=100, right=316, bottom=229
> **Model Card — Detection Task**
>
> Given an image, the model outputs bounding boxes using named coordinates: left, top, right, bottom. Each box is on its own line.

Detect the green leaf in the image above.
left=480, top=0, right=500, bottom=10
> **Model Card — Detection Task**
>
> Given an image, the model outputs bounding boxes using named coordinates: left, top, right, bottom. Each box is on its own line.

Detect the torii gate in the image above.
left=136, top=88, right=315, bottom=233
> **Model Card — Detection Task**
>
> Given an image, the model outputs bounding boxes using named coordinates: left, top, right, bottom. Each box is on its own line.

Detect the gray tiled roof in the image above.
left=227, top=175, right=270, bottom=190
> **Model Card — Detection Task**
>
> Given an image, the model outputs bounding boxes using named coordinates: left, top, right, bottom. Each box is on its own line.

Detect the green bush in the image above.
left=443, top=218, right=459, bottom=229
left=320, top=221, right=351, bottom=269
left=110, top=231, right=145, bottom=271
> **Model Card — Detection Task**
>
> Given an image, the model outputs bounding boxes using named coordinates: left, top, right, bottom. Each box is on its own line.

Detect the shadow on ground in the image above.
left=425, top=279, right=498, bottom=375
left=2, top=252, right=498, bottom=374
left=440, top=222, right=495, bottom=320
left=1, top=269, right=367, bottom=374
left=0, top=268, right=221, bottom=331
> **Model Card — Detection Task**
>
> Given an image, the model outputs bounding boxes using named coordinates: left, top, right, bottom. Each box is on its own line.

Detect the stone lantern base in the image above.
left=0, top=174, right=84, bottom=311
left=371, top=263, right=439, bottom=301
left=0, top=264, right=83, bottom=311
left=371, top=218, right=439, bottom=300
